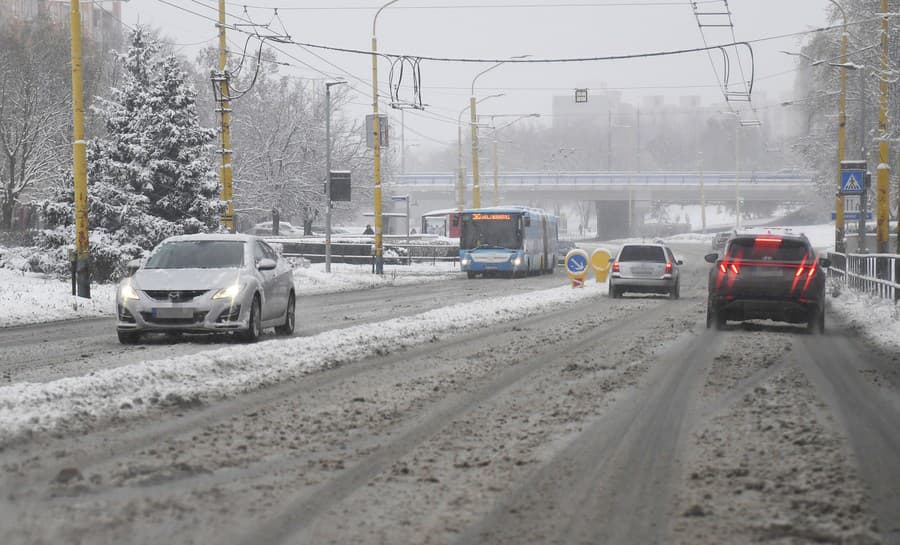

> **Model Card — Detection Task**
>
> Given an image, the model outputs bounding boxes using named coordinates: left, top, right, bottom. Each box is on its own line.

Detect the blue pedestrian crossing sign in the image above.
left=840, top=162, right=865, bottom=195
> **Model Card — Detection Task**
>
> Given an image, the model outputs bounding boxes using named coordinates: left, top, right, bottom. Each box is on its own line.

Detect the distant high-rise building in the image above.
left=0, top=1, right=124, bottom=48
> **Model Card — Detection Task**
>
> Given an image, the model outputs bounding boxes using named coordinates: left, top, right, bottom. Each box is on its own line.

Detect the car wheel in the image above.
left=239, top=295, right=261, bottom=342
left=609, top=285, right=618, bottom=298
left=117, top=330, right=141, bottom=344
left=275, top=292, right=295, bottom=336
left=808, top=307, right=825, bottom=334
left=669, top=282, right=679, bottom=300
left=706, top=305, right=713, bottom=329
left=714, top=306, right=726, bottom=330
left=467, top=271, right=476, bottom=279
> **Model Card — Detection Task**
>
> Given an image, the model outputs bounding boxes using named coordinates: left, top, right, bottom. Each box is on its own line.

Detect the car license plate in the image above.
left=153, top=307, right=194, bottom=319
left=633, top=267, right=654, bottom=276
left=751, top=267, right=783, bottom=277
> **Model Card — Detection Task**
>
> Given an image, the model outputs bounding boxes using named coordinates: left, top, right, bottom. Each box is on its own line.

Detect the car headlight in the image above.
left=120, top=282, right=139, bottom=301
left=213, top=283, right=242, bottom=300
left=461, top=256, right=471, bottom=265
left=512, top=256, right=523, bottom=266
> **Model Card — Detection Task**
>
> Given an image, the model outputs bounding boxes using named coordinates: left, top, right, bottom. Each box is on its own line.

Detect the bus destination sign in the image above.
left=472, top=213, right=512, bottom=221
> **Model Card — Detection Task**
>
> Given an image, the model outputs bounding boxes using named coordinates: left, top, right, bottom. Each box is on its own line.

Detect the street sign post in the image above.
left=839, top=160, right=866, bottom=195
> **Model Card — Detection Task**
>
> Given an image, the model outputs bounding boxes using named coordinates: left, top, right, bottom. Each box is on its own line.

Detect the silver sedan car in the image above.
left=608, top=243, right=682, bottom=299
left=116, top=234, right=295, bottom=344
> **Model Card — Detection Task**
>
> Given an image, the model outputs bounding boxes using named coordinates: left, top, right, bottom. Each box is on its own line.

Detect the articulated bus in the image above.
left=459, top=206, right=558, bottom=278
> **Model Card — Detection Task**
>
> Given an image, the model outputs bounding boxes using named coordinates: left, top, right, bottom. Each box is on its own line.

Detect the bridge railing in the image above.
left=827, top=251, right=900, bottom=301
left=392, top=171, right=814, bottom=187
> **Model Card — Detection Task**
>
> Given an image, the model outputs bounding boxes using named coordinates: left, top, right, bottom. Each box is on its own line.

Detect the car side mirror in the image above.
left=524, top=216, right=531, bottom=227
left=704, top=253, right=718, bottom=263
left=257, top=258, right=277, bottom=271
left=676, top=259, right=684, bottom=266
left=125, top=258, right=142, bottom=277
left=818, top=257, right=832, bottom=269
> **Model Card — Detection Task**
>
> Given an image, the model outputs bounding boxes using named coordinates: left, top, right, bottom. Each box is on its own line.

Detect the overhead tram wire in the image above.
left=217, top=0, right=725, bottom=10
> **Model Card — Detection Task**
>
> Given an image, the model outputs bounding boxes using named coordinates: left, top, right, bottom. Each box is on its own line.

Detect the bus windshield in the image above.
left=460, top=213, right=522, bottom=250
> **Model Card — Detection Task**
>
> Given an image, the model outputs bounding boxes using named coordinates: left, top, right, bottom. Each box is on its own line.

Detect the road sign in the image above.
left=565, top=249, right=589, bottom=288
left=365, top=114, right=389, bottom=148
left=329, top=171, right=351, bottom=201
left=839, top=160, right=866, bottom=195
left=832, top=211, right=872, bottom=221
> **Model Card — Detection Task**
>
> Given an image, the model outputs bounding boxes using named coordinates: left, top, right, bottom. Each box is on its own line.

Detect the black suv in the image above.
left=704, top=230, right=830, bottom=332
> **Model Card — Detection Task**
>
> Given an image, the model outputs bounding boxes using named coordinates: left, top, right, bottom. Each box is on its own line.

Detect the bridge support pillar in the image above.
left=595, top=200, right=640, bottom=239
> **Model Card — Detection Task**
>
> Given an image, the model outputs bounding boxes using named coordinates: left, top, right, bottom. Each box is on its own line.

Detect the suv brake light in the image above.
left=718, top=262, right=740, bottom=275
left=665, top=262, right=673, bottom=274
left=612, top=261, right=620, bottom=273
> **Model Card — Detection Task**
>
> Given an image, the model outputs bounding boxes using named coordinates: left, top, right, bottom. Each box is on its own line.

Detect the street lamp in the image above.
left=324, top=80, right=347, bottom=274
left=470, top=55, right=529, bottom=208
left=458, top=93, right=504, bottom=212
left=486, top=113, right=540, bottom=206
left=721, top=111, right=760, bottom=229
left=370, top=0, right=399, bottom=275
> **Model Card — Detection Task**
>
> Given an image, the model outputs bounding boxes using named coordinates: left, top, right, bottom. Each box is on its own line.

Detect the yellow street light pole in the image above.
left=877, top=0, right=889, bottom=253
left=70, top=0, right=90, bottom=298
left=371, top=0, right=399, bottom=275
left=830, top=0, right=848, bottom=253
left=470, top=56, right=527, bottom=208
left=457, top=94, right=504, bottom=212
left=486, top=113, right=540, bottom=207
left=217, top=0, right=234, bottom=233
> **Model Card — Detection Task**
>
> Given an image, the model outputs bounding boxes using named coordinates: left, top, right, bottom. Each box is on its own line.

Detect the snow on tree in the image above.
left=39, top=27, right=224, bottom=281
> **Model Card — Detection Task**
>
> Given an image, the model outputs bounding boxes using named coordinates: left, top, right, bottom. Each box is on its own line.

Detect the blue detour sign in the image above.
left=565, top=249, right=590, bottom=287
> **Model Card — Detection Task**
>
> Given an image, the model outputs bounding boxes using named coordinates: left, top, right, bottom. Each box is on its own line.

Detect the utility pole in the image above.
left=370, top=1, right=398, bottom=275
left=699, top=150, right=706, bottom=233
left=832, top=0, right=848, bottom=253
left=877, top=0, right=889, bottom=254
left=457, top=121, right=465, bottom=212
left=325, top=81, right=347, bottom=273
left=607, top=110, right=612, bottom=170
left=470, top=96, right=481, bottom=207
left=735, top=122, right=741, bottom=229
left=215, top=0, right=234, bottom=232
left=70, top=0, right=90, bottom=298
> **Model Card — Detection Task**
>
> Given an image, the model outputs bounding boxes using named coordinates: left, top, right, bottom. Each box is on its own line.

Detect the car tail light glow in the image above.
left=756, top=237, right=782, bottom=244
left=665, top=262, right=673, bottom=274
left=612, top=262, right=620, bottom=273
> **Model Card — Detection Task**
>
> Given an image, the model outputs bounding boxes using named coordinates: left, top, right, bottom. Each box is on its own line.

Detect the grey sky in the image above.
left=124, top=0, right=834, bottom=151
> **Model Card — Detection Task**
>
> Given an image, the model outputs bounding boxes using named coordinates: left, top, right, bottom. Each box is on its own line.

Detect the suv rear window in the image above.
left=618, top=245, right=666, bottom=262
left=726, top=237, right=810, bottom=261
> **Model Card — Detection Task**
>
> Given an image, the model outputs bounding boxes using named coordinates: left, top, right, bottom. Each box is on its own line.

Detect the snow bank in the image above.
left=0, top=282, right=606, bottom=442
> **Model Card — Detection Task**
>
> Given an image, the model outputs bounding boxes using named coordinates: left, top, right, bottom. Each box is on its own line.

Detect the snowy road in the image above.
left=2, top=244, right=899, bottom=545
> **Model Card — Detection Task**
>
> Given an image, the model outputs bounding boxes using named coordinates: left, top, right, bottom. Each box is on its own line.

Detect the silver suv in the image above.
left=609, top=243, right=682, bottom=299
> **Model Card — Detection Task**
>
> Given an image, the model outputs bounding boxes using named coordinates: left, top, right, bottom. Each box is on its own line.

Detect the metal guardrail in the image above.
left=827, top=251, right=900, bottom=301
left=275, top=240, right=459, bottom=266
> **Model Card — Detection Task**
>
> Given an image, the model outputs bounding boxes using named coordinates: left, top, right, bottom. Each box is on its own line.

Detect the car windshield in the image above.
left=726, top=237, right=810, bottom=261
left=618, top=245, right=666, bottom=262
left=144, top=241, right=245, bottom=269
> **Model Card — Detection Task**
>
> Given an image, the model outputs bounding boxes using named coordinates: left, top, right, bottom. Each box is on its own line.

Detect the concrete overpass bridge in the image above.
left=389, top=170, right=817, bottom=238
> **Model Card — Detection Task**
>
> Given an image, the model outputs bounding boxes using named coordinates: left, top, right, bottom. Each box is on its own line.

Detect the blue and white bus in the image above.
left=459, top=206, right=558, bottom=278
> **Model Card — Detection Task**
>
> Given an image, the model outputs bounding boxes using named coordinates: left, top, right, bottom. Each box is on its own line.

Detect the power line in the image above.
left=217, top=0, right=724, bottom=10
